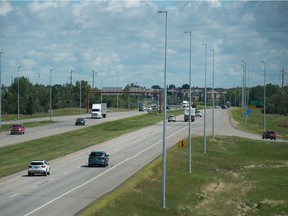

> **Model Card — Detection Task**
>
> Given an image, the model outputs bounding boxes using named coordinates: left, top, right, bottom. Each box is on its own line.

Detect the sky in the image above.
left=0, top=0, right=288, bottom=89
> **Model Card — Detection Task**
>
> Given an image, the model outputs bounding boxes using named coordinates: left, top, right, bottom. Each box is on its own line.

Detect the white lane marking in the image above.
left=10, top=193, right=20, bottom=198
left=30, top=185, right=38, bottom=189
left=63, top=171, right=69, bottom=175
left=24, top=125, right=188, bottom=216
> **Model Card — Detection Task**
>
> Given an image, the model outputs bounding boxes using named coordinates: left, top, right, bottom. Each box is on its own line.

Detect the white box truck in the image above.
left=184, top=107, right=195, bottom=122
left=91, top=103, right=107, bottom=119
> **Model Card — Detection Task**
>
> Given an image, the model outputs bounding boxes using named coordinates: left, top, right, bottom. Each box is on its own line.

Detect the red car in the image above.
left=262, top=130, right=276, bottom=140
left=10, top=124, right=25, bottom=135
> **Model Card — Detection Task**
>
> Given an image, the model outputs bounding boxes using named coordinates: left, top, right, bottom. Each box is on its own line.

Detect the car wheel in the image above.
left=44, top=171, right=47, bottom=176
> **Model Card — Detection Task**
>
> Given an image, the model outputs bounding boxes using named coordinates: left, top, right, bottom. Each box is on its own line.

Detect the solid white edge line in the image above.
left=24, top=125, right=188, bottom=216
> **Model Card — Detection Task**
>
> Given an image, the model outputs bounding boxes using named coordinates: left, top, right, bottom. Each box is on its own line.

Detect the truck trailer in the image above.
left=184, top=107, right=195, bottom=122
left=91, top=103, right=107, bottom=119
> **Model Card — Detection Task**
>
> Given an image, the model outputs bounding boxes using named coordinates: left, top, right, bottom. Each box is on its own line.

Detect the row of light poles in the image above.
left=158, top=10, right=217, bottom=208
left=241, top=60, right=266, bottom=132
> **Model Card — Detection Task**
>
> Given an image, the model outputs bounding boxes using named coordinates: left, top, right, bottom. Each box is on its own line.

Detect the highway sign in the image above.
left=178, top=139, right=187, bottom=149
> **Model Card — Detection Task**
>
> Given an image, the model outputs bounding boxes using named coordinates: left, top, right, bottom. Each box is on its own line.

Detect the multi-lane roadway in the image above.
left=0, top=109, right=262, bottom=216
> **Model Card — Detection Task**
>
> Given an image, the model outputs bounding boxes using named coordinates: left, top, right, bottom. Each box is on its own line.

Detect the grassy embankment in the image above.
left=77, top=108, right=288, bottom=216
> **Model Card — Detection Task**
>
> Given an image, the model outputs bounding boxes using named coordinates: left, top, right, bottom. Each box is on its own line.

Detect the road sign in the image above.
left=178, top=139, right=187, bottom=149
left=250, top=101, right=263, bottom=106
left=246, top=108, right=251, bottom=115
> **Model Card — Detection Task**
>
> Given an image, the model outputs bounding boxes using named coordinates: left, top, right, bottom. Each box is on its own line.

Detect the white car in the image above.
left=28, top=160, right=51, bottom=176
left=195, top=111, right=203, bottom=117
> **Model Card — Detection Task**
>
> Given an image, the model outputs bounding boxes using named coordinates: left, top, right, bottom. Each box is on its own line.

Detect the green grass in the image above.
left=78, top=136, right=288, bottom=216
left=231, top=107, right=288, bottom=139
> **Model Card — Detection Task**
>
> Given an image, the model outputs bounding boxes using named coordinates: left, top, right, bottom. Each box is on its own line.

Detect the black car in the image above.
left=88, top=151, right=109, bottom=167
left=75, top=118, right=85, bottom=126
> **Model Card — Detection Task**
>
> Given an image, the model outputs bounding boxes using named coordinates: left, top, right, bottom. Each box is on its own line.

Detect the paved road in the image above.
left=0, top=109, right=270, bottom=216
left=0, top=111, right=145, bottom=147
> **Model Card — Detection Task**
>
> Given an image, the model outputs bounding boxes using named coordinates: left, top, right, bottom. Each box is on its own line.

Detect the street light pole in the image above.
left=202, top=43, right=207, bottom=154
left=210, top=49, right=215, bottom=140
left=17, top=65, right=22, bottom=120
left=116, top=72, right=119, bottom=109
left=79, top=69, right=82, bottom=115
left=185, top=31, right=192, bottom=173
left=0, top=52, right=3, bottom=129
left=242, top=61, right=247, bottom=124
left=158, top=9, right=167, bottom=209
left=261, top=60, right=266, bottom=132
left=49, top=68, right=54, bottom=121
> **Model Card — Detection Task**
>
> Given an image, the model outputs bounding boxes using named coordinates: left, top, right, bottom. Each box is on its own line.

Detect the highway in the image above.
left=0, top=109, right=261, bottom=216
left=0, top=111, right=146, bottom=147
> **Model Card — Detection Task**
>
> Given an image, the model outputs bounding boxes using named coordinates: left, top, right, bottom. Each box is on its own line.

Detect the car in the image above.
left=88, top=151, right=109, bottom=167
left=75, top=118, right=85, bottom=126
left=168, top=115, right=176, bottom=122
left=10, top=124, right=25, bottom=135
left=28, top=160, right=51, bottom=176
left=195, top=111, right=203, bottom=117
left=262, top=130, right=276, bottom=140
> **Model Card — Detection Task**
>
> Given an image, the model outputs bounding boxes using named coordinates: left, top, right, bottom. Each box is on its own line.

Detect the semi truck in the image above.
left=91, top=103, right=107, bottom=119
left=184, top=107, right=195, bottom=122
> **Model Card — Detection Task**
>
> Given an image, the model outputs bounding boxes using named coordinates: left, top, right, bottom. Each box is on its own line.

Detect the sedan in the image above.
left=195, top=111, right=203, bottom=117
left=28, top=160, right=51, bottom=176
left=168, top=115, right=176, bottom=122
left=10, top=124, right=25, bottom=135
left=75, top=118, right=85, bottom=126
left=88, top=151, right=109, bottom=167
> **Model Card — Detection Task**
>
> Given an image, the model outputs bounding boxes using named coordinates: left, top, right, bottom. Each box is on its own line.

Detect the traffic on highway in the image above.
left=0, top=109, right=262, bottom=216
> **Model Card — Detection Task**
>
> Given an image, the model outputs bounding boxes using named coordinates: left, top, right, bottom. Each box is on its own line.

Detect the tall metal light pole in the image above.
left=79, top=69, right=82, bottom=114
left=261, top=60, right=266, bottom=131
left=17, top=65, right=22, bottom=120
left=0, top=52, right=3, bottom=129
left=185, top=31, right=192, bottom=173
left=210, top=48, right=215, bottom=139
left=202, top=43, right=207, bottom=154
left=49, top=68, right=54, bottom=121
left=158, top=9, right=167, bottom=209
left=242, top=61, right=247, bottom=124
left=116, top=71, right=119, bottom=109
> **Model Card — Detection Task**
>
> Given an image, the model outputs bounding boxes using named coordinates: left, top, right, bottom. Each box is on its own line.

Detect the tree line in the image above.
left=1, top=77, right=287, bottom=116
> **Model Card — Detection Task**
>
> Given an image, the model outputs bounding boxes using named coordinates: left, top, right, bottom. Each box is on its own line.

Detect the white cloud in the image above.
left=1, top=1, right=287, bottom=88
left=0, top=1, right=13, bottom=16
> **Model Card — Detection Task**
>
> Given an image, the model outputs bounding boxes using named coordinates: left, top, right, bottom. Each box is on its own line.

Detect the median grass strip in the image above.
left=0, top=111, right=184, bottom=178
left=78, top=136, right=288, bottom=216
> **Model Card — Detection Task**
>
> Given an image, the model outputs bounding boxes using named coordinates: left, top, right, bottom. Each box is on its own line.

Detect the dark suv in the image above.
left=88, top=151, right=109, bottom=167
left=262, top=130, right=276, bottom=140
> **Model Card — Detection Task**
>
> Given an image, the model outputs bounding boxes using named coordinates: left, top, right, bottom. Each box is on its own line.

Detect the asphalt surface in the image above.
left=0, top=108, right=277, bottom=216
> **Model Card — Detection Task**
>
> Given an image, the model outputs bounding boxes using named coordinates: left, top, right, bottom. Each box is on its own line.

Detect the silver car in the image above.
left=28, top=160, right=51, bottom=176
left=168, top=115, right=176, bottom=122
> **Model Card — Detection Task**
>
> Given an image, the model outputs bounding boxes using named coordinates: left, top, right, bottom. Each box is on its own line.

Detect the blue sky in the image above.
left=0, top=0, right=288, bottom=89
